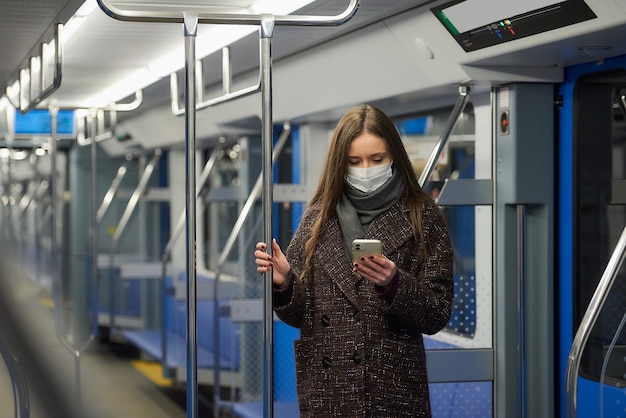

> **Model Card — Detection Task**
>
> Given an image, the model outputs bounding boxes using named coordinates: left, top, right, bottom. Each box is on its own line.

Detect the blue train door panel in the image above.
left=558, top=55, right=626, bottom=418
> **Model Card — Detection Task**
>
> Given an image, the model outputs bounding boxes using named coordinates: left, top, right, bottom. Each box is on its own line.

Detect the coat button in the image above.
left=353, top=311, right=361, bottom=323
left=321, top=314, right=330, bottom=326
left=352, top=351, right=362, bottom=364
left=322, top=356, right=332, bottom=369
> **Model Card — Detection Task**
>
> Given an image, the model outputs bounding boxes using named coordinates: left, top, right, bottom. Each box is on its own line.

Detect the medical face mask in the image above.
left=346, top=162, right=392, bottom=193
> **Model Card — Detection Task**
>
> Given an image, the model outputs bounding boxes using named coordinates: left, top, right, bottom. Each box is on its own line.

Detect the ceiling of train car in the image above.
left=3, top=0, right=626, bottom=134
left=0, top=0, right=433, bottom=112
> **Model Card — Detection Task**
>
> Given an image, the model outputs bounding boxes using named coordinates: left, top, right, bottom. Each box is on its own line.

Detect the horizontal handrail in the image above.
left=97, top=0, right=359, bottom=26
left=170, top=64, right=260, bottom=116
left=77, top=91, right=143, bottom=145
left=100, top=90, right=143, bottom=112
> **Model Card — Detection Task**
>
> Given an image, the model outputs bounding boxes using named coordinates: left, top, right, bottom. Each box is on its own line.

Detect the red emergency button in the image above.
left=500, top=111, right=509, bottom=135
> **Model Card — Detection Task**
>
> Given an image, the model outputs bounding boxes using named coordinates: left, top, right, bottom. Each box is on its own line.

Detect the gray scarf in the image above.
left=336, top=169, right=404, bottom=257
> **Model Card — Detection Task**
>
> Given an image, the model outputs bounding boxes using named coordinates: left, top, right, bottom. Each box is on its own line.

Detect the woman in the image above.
left=254, top=104, right=454, bottom=417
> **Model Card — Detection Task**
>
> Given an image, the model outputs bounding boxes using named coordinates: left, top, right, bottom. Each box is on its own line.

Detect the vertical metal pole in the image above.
left=490, top=87, right=498, bottom=416
left=260, top=14, right=275, bottom=418
left=33, top=151, right=41, bottom=280
left=47, top=103, right=63, bottom=413
left=7, top=145, right=13, bottom=243
left=516, top=205, right=526, bottom=418
left=90, top=108, right=99, bottom=339
left=222, top=47, right=231, bottom=94
left=183, top=12, right=199, bottom=418
left=67, top=108, right=99, bottom=409
left=49, top=104, right=62, bottom=336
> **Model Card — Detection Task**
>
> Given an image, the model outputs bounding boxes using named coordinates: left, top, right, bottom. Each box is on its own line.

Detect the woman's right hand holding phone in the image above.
left=254, top=239, right=291, bottom=289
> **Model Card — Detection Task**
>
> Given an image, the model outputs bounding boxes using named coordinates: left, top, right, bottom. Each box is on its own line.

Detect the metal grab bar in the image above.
left=566, top=223, right=626, bottom=417
left=212, top=123, right=291, bottom=416
left=96, top=0, right=359, bottom=26
left=111, top=150, right=163, bottom=244
left=182, top=15, right=201, bottom=418
left=48, top=104, right=62, bottom=339
left=260, top=18, right=275, bottom=418
left=5, top=24, right=63, bottom=113
left=15, top=182, right=37, bottom=220
left=170, top=50, right=261, bottom=116
left=77, top=91, right=143, bottom=145
left=418, top=84, right=470, bottom=189
left=96, top=157, right=132, bottom=223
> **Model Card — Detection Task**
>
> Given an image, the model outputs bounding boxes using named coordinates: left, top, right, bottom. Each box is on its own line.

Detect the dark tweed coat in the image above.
left=274, top=199, right=454, bottom=418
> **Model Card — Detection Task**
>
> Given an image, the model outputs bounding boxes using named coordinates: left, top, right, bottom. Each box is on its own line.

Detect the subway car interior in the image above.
left=0, top=0, right=625, bottom=417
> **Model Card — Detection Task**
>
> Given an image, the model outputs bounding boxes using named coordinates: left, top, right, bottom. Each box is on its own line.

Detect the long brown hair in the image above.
left=301, top=104, right=432, bottom=279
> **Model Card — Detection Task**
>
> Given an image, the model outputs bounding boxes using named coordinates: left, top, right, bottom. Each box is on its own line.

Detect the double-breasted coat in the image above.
left=274, top=199, right=454, bottom=417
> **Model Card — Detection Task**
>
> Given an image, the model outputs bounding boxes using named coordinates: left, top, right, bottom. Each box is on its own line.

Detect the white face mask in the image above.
left=346, top=162, right=392, bottom=193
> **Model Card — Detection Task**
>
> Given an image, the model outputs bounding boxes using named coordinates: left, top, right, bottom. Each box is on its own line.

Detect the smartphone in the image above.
left=352, top=239, right=382, bottom=262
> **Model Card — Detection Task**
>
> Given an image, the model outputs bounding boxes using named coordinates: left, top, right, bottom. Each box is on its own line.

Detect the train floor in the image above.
left=0, top=271, right=215, bottom=418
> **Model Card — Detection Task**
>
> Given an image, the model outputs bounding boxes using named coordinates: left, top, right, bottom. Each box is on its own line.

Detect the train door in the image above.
left=558, top=56, right=626, bottom=418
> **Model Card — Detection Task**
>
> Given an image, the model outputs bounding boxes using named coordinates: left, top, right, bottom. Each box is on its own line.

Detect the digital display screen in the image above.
left=396, top=116, right=432, bottom=136
left=15, top=109, right=75, bottom=136
left=432, top=0, right=596, bottom=52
